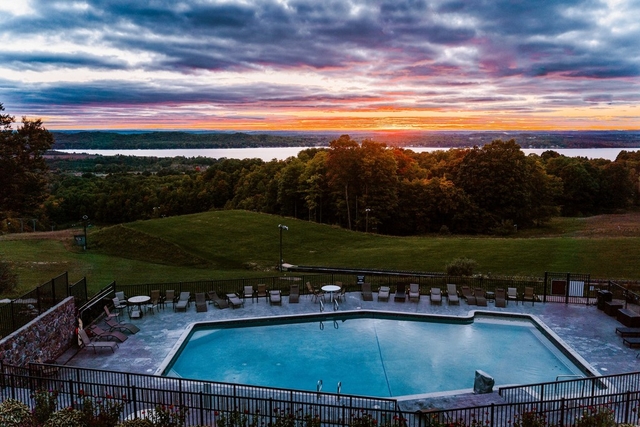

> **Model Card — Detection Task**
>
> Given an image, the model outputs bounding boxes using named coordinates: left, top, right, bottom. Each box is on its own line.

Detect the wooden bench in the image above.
left=604, top=301, right=623, bottom=316
left=617, top=308, right=640, bottom=327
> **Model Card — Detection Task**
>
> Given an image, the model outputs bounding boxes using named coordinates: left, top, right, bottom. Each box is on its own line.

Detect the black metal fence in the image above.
left=0, top=272, right=88, bottom=339
left=2, top=362, right=640, bottom=426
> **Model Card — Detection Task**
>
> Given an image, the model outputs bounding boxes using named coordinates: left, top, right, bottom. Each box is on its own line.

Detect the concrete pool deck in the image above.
left=61, top=291, right=640, bottom=410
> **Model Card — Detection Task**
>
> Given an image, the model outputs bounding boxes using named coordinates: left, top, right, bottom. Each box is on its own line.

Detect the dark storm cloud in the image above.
left=1, top=0, right=638, bottom=125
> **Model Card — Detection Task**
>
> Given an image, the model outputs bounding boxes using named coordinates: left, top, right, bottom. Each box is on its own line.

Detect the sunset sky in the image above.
left=1, top=0, right=639, bottom=131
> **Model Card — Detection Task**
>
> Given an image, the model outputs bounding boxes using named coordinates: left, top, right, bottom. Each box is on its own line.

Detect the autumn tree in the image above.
left=0, top=103, right=54, bottom=220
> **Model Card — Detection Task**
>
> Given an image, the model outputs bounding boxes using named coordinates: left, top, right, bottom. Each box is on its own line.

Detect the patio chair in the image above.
left=335, top=284, right=346, bottom=303
left=78, top=329, right=118, bottom=353
left=112, top=296, right=128, bottom=317
left=105, top=318, right=140, bottom=334
left=243, top=286, right=255, bottom=303
left=115, top=291, right=128, bottom=303
left=495, top=288, right=507, bottom=308
left=306, top=282, right=324, bottom=302
left=207, top=290, right=229, bottom=309
left=289, top=284, right=300, bottom=303
left=269, top=289, right=282, bottom=305
left=378, top=286, right=390, bottom=302
left=394, top=283, right=407, bottom=302
left=165, top=290, right=176, bottom=309
left=447, top=284, right=460, bottom=305
left=430, top=287, right=442, bottom=304
left=507, top=287, right=518, bottom=305
left=523, top=287, right=536, bottom=306
left=256, top=284, right=268, bottom=302
left=88, top=325, right=128, bottom=342
left=475, top=288, right=487, bottom=306
left=195, top=292, right=208, bottom=312
left=409, top=283, right=420, bottom=302
left=461, top=286, right=476, bottom=305
left=147, top=290, right=160, bottom=314
left=226, top=293, right=244, bottom=308
left=361, top=283, right=373, bottom=301
left=175, top=292, right=191, bottom=312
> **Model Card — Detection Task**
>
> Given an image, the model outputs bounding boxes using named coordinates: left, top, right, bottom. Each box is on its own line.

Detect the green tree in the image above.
left=0, top=103, right=54, bottom=219
left=325, top=135, right=362, bottom=229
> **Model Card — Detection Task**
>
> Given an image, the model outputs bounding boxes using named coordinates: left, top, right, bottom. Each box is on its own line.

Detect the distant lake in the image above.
left=58, top=147, right=640, bottom=161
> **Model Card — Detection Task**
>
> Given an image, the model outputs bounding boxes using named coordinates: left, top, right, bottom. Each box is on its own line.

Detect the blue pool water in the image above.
left=163, top=314, right=585, bottom=398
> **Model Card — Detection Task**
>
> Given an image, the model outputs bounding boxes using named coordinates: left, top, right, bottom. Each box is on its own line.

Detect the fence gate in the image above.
left=544, top=272, right=593, bottom=305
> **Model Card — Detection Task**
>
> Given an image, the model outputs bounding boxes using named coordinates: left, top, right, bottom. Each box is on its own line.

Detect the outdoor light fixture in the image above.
left=278, top=224, right=288, bottom=271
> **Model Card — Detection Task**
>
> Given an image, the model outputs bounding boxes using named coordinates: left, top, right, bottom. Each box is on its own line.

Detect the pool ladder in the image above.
left=316, top=380, right=342, bottom=400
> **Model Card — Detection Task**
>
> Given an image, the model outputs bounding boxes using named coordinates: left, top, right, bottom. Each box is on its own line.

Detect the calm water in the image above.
left=58, top=147, right=640, bottom=161
left=164, top=317, right=584, bottom=397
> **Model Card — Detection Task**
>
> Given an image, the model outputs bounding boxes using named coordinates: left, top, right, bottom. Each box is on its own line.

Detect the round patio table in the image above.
left=128, top=295, right=150, bottom=318
left=321, top=284, right=341, bottom=302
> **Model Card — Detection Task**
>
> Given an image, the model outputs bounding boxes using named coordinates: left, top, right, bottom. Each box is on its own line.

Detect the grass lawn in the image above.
left=2, top=210, right=640, bottom=298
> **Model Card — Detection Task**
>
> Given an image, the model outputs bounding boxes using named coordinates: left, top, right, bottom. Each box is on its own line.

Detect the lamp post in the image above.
left=278, top=224, right=288, bottom=271
left=82, top=215, right=89, bottom=250
left=365, top=208, right=371, bottom=233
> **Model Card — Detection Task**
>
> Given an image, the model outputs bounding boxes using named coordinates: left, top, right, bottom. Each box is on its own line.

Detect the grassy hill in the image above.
left=2, top=210, right=640, bottom=297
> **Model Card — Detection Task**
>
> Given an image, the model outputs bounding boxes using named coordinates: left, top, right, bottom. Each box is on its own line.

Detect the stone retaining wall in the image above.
left=0, top=297, right=76, bottom=367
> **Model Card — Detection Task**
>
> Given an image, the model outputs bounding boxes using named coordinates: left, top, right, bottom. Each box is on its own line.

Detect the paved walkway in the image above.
left=62, top=291, right=640, bottom=411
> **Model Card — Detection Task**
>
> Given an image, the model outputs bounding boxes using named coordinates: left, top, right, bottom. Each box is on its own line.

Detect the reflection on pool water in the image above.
left=162, top=313, right=587, bottom=398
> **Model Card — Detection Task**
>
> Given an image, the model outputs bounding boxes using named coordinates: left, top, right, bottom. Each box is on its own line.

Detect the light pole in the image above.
left=82, top=215, right=89, bottom=250
left=278, top=224, right=288, bottom=271
left=365, top=208, right=371, bottom=233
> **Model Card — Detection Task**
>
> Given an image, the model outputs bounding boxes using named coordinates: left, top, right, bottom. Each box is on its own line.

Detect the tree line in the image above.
left=2, top=103, right=640, bottom=235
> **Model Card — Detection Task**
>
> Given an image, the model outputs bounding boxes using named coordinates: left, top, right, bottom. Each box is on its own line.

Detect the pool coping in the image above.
left=155, top=308, right=600, bottom=399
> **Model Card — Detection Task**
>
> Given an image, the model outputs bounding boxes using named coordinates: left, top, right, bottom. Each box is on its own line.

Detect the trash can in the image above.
left=597, top=290, right=612, bottom=310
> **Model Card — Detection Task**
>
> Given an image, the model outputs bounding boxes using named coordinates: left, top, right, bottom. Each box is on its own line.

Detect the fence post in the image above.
left=36, top=285, right=42, bottom=314
left=559, top=397, right=565, bottom=427
left=624, top=390, right=631, bottom=424
left=490, top=403, right=495, bottom=426
left=565, top=273, right=571, bottom=304
left=543, top=272, right=548, bottom=303
left=69, top=378, right=75, bottom=409
left=132, top=384, right=138, bottom=418
left=200, top=390, right=204, bottom=425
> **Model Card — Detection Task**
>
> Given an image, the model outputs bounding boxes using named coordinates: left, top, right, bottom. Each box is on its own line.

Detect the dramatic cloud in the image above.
left=0, top=0, right=638, bottom=130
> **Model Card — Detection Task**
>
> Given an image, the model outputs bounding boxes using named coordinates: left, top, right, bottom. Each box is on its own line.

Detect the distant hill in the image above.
left=51, top=130, right=640, bottom=150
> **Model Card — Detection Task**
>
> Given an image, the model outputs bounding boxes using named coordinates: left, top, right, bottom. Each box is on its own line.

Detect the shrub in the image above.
left=43, top=407, right=84, bottom=427
left=445, top=257, right=478, bottom=276
left=77, top=391, right=126, bottom=427
left=0, top=398, right=32, bottom=427
left=116, top=420, right=153, bottom=427
left=148, top=404, right=189, bottom=427
left=33, top=389, right=59, bottom=425
left=574, top=405, right=616, bottom=427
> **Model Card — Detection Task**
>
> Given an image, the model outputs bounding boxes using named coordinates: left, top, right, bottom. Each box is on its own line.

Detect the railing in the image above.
left=0, top=272, right=80, bottom=339
left=0, top=362, right=398, bottom=426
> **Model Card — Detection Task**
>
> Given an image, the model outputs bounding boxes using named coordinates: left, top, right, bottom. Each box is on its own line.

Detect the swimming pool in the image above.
left=160, top=312, right=591, bottom=398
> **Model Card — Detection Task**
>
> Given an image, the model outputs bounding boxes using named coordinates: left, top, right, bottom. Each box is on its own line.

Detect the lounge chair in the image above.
left=394, top=283, right=406, bottom=302
left=507, top=288, right=518, bottom=305
left=461, top=286, right=476, bottom=305
left=104, top=305, right=119, bottom=321
left=269, top=290, right=282, bottom=305
left=256, top=284, right=268, bottom=302
left=378, top=286, right=390, bottom=302
left=175, top=292, right=191, bottom=311
left=289, top=284, right=300, bottom=303
left=623, top=337, right=640, bottom=348
left=207, top=291, right=229, bottom=309
left=105, top=318, right=140, bottom=334
left=361, top=283, right=373, bottom=301
left=430, top=287, right=442, bottom=304
left=447, top=284, right=460, bottom=305
left=195, top=292, right=207, bottom=312
left=243, top=286, right=255, bottom=303
left=409, top=283, right=420, bottom=301
left=115, top=291, right=128, bottom=303
left=226, top=293, right=244, bottom=308
left=495, top=288, right=506, bottom=308
left=615, top=327, right=640, bottom=337
left=475, top=288, right=487, bottom=306
left=79, top=329, right=118, bottom=353
left=165, top=290, right=176, bottom=309
left=523, top=287, right=536, bottom=306
left=89, top=325, right=128, bottom=342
